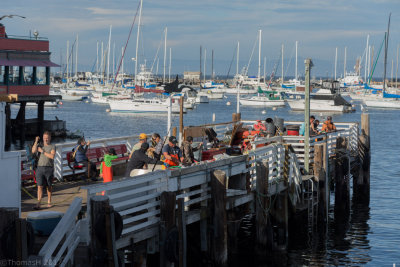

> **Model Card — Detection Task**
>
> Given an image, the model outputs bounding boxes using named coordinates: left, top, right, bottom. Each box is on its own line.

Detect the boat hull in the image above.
left=240, top=98, right=285, bottom=107
left=287, top=100, right=349, bottom=112
left=364, top=99, right=400, bottom=109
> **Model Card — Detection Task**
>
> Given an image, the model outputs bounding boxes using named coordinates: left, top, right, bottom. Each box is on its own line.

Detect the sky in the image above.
left=2, top=0, right=400, bottom=78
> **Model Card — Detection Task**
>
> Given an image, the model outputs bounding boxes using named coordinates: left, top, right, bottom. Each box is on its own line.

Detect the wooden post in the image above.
left=334, top=137, right=350, bottom=217
left=105, top=205, right=118, bottom=267
left=210, top=170, right=227, bottom=266
left=314, top=144, right=327, bottom=224
left=37, top=101, right=44, bottom=137
left=160, top=192, right=176, bottom=267
left=355, top=114, right=370, bottom=202
left=5, top=103, right=11, bottom=150
left=0, top=208, right=19, bottom=259
left=172, top=127, right=177, bottom=138
left=177, top=198, right=187, bottom=267
left=232, top=113, right=241, bottom=122
left=179, top=96, right=184, bottom=145
left=255, top=160, right=269, bottom=253
left=90, top=195, right=110, bottom=266
left=16, top=101, right=26, bottom=146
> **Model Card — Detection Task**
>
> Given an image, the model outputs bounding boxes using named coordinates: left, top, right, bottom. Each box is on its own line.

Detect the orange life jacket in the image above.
left=164, top=154, right=179, bottom=167
left=253, top=122, right=266, bottom=131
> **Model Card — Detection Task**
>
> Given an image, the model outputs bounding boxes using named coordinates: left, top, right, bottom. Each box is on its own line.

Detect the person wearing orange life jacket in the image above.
left=253, top=120, right=266, bottom=131
left=162, top=136, right=184, bottom=168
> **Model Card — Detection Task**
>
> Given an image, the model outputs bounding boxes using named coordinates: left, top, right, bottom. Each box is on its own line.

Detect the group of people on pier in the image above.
left=300, top=115, right=337, bottom=136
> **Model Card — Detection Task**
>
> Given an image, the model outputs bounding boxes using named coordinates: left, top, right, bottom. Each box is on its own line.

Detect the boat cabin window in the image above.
left=36, top=67, right=46, bottom=85
left=0, top=66, right=4, bottom=84
left=23, top=67, right=34, bottom=85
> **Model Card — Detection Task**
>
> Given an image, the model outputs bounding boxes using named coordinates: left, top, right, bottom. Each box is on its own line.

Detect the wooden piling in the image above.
left=232, top=113, right=241, bottom=122
left=90, top=195, right=110, bottom=265
left=354, top=114, right=370, bottom=202
left=210, top=170, right=228, bottom=266
left=255, top=160, right=269, bottom=252
left=5, top=103, right=11, bottom=149
left=177, top=198, right=187, bottom=267
left=0, top=208, right=19, bottom=259
left=314, top=144, right=327, bottom=224
left=172, top=127, right=177, bottom=138
left=159, top=191, right=176, bottom=267
left=105, top=205, right=118, bottom=267
left=334, top=137, right=350, bottom=215
left=37, top=101, right=44, bottom=137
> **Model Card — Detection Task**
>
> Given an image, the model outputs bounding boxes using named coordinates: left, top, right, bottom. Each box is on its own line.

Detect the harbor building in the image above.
left=0, top=23, right=62, bottom=149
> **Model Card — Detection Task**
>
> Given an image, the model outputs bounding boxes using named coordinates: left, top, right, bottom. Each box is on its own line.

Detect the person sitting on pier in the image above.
left=182, top=136, right=202, bottom=166
left=32, top=131, right=55, bottom=210
left=73, top=137, right=98, bottom=181
left=312, top=120, right=320, bottom=135
left=321, top=116, right=337, bottom=133
left=162, top=136, right=184, bottom=169
left=125, top=143, right=158, bottom=177
left=129, top=133, right=148, bottom=159
left=299, top=115, right=315, bottom=136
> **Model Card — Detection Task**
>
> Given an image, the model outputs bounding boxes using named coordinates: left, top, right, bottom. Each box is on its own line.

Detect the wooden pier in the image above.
left=1, top=115, right=370, bottom=266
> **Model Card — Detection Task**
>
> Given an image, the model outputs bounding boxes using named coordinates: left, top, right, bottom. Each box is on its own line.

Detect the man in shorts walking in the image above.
left=32, top=131, right=56, bottom=210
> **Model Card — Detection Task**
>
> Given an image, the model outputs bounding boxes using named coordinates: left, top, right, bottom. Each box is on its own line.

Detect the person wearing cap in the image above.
left=129, top=133, right=148, bottom=159
left=321, top=116, right=336, bottom=133
left=100, top=148, right=118, bottom=184
left=162, top=136, right=184, bottom=168
left=181, top=136, right=202, bottom=166
left=125, top=143, right=158, bottom=177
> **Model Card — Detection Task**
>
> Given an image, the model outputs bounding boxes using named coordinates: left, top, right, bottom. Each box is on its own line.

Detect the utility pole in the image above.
left=304, top=58, right=313, bottom=174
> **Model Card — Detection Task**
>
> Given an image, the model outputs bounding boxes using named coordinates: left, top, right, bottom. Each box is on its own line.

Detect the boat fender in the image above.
left=0, top=221, right=35, bottom=259
left=94, top=210, right=123, bottom=244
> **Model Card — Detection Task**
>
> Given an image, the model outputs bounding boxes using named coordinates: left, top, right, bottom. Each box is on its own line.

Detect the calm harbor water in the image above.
left=11, top=95, right=400, bottom=266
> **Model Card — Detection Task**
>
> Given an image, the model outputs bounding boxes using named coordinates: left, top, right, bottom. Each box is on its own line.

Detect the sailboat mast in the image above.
left=281, top=44, right=284, bottom=85
left=163, top=27, right=167, bottom=83
left=113, top=42, right=115, bottom=81
left=96, top=42, right=99, bottom=75
left=344, top=46, right=347, bottom=77
left=212, top=49, right=214, bottom=81
left=121, top=47, right=124, bottom=75
left=334, top=47, right=337, bottom=80
left=258, top=29, right=261, bottom=85
left=66, top=40, right=69, bottom=83
left=169, top=48, right=172, bottom=83
left=264, top=57, right=266, bottom=84
left=295, top=41, right=298, bottom=81
left=204, top=48, right=207, bottom=82
left=383, top=13, right=391, bottom=92
left=200, top=46, right=202, bottom=85
left=236, top=41, right=239, bottom=75
left=107, top=25, right=112, bottom=83
left=135, top=0, right=143, bottom=85
left=396, top=44, right=399, bottom=88
left=75, top=34, right=78, bottom=79
left=364, top=35, right=369, bottom=83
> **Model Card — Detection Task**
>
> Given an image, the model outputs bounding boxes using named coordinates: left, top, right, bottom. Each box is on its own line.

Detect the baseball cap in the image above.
left=169, top=136, right=178, bottom=144
left=327, top=116, right=332, bottom=120
left=139, top=133, right=147, bottom=140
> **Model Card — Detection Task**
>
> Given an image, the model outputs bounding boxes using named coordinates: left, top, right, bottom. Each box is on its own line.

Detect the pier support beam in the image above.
left=160, top=192, right=176, bottom=267
left=232, top=113, right=241, bottom=122
left=314, top=144, right=327, bottom=224
left=354, top=114, right=370, bottom=203
left=255, top=160, right=269, bottom=254
left=16, top=102, right=26, bottom=147
left=90, top=195, right=110, bottom=266
left=5, top=103, right=11, bottom=150
left=210, top=170, right=227, bottom=267
left=37, top=101, right=44, bottom=137
left=334, top=137, right=350, bottom=218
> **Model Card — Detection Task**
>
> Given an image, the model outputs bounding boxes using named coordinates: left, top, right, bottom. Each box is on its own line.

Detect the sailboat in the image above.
left=364, top=14, right=400, bottom=109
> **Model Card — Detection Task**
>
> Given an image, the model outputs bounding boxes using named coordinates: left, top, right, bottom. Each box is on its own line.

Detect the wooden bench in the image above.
left=66, top=144, right=129, bottom=179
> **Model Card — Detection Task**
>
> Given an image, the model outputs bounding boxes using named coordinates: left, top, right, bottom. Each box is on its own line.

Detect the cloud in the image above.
left=86, top=7, right=136, bottom=16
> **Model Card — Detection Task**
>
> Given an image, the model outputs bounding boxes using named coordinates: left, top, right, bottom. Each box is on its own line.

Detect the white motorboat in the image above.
left=240, top=95, right=285, bottom=107
left=108, top=98, right=186, bottom=113
left=197, top=90, right=224, bottom=99
left=364, top=98, right=400, bottom=109
left=195, top=95, right=209, bottom=103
